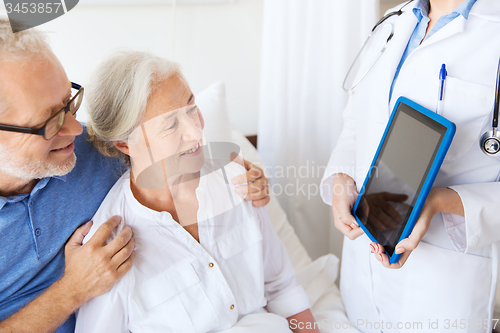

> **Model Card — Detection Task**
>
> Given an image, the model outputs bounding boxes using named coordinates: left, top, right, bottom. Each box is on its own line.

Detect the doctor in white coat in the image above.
left=321, top=0, right=500, bottom=332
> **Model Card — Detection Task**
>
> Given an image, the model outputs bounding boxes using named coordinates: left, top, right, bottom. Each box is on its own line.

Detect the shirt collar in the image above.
left=454, top=0, right=478, bottom=19
left=413, top=0, right=477, bottom=21
left=29, top=175, right=67, bottom=197
left=0, top=191, right=30, bottom=210
left=0, top=174, right=66, bottom=210
left=413, top=0, right=429, bottom=22
left=52, top=174, right=67, bottom=182
left=0, top=196, right=17, bottom=210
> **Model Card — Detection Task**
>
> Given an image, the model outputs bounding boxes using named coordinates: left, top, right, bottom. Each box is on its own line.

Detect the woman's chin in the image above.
left=179, top=153, right=205, bottom=174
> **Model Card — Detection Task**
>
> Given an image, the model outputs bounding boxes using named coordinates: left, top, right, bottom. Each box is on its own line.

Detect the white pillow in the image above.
left=195, top=81, right=233, bottom=144
left=196, top=81, right=313, bottom=271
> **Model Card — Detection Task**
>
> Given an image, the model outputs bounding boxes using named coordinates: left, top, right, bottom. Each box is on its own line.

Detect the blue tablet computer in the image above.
left=352, top=97, right=456, bottom=264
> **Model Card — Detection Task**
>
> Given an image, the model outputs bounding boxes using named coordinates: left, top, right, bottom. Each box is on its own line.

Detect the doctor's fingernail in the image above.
left=370, top=244, right=375, bottom=253
left=395, top=247, right=406, bottom=254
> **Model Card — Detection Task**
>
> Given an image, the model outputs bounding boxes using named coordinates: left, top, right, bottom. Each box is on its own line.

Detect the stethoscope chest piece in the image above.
left=479, top=56, right=500, bottom=156
left=480, top=130, right=500, bottom=155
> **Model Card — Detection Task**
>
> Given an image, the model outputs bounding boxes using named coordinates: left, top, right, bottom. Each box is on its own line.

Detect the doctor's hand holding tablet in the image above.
left=322, top=0, right=500, bottom=331
left=332, top=97, right=462, bottom=268
left=334, top=59, right=500, bottom=269
left=333, top=176, right=463, bottom=267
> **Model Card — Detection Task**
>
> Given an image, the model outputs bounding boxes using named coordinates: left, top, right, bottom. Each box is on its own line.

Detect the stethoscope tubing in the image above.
left=344, top=0, right=500, bottom=156
left=342, top=0, right=414, bottom=93
left=492, top=57, right=500, bottom=129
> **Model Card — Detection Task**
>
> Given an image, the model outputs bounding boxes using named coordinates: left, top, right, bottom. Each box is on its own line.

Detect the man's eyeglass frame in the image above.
left=0, top=82, right=84, bottom=140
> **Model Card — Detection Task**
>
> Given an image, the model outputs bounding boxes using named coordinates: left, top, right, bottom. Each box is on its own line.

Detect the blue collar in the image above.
left=413, top=0, right=478, bottom=21
left=0, top=175, right=66, bottom=210
left=413, top=0, right=430, bottom=20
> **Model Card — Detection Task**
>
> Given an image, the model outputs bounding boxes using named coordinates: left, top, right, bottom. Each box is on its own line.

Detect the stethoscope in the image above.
left=342, top=0, right=414, bottom=93
left=480, top=58, right=500, bottom=156
left=343, top=0, right=500, bottom=156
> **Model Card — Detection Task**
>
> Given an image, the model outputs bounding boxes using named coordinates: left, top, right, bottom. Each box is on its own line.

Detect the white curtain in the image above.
left=258, top=0, right=379, bottom=260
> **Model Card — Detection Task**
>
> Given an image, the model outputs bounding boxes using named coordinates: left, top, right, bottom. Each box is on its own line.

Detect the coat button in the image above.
left=470, top=235, right=479, bottom=247
left=230, top=304, right=235, bottom=310
left=35, top=228, right=41, bottom=236
left=208, top=262, right=214, bottom=268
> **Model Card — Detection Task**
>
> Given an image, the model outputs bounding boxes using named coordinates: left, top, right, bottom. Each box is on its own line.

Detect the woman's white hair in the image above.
left=86, top=50, right=182, bottom=163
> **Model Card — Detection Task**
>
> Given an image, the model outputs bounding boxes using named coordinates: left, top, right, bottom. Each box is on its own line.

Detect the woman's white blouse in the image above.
left=75, top=162, right=309, bottom=333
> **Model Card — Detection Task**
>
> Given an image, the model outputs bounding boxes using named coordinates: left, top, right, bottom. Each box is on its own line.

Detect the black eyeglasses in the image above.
left=0, top=82, right=84, bottom=140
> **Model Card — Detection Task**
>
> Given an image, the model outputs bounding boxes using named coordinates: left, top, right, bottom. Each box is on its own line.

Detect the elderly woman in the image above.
left=74, top=50, right=319, bottom=333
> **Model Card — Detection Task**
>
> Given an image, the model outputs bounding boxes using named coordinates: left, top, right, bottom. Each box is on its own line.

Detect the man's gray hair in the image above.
left=0, top=17, right=51, bottom=116
left=86, top=50, right=182, bottom=163
left=0, top=17, right=50, bottom=58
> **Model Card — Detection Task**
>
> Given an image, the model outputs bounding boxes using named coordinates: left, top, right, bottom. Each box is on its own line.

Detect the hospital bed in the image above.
left=197, top=81, right=359, bottom=333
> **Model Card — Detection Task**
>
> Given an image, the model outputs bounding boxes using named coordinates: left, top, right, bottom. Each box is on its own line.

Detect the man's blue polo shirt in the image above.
left=0, top=128, right=125, bottom=332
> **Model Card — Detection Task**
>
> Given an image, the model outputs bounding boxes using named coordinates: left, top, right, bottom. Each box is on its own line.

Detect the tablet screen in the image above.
left=354, top=102, right=447, bottom=256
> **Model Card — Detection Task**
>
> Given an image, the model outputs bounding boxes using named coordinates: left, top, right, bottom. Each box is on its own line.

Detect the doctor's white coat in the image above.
left=321, top=1, right=500, bottom=332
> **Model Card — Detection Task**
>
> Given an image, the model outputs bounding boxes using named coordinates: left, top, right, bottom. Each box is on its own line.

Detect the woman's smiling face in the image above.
left=127, top=74, right=205, bottom=182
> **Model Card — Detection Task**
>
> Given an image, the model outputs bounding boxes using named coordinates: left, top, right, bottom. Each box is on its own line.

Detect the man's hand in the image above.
left=0, top=216, right=135, bottom=333
left=331, top=173, right=364, bottom=240
left=230, top=152, right=270, bottom=207
left=370, top=187, right=464, bottom=269
left=61, top=216, right=135, bottom=305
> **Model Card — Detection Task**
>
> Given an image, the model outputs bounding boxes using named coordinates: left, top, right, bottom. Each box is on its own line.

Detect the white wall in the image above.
left=379, top=0, right=404, bottom=15
left=1, top=0, right=263, bottom=135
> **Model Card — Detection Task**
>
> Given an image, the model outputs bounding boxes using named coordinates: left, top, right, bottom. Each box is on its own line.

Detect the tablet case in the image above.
left=352, top=97, right=456, bottom=264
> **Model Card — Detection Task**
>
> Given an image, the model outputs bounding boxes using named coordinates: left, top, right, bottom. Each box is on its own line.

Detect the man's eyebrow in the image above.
left=32, top=107, right=57, bottom=128
left=187, top=94, right=194, bottom=104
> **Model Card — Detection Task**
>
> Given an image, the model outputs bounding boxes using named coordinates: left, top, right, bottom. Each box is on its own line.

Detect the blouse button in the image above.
left=230, top=304, right=235, bottom=310
left=208, top=262, right=214, bottom=268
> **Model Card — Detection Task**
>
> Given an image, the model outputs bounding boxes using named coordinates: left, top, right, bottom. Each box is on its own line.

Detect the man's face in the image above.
left=0, top=51, right=83, bottom=180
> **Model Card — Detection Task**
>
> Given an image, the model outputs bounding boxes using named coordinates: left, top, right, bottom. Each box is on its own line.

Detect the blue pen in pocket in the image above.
left=436, top=64, right=447, bottom=114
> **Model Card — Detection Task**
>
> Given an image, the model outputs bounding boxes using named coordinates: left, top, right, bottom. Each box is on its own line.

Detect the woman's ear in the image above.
left=113, top=141, right=130, bottom=155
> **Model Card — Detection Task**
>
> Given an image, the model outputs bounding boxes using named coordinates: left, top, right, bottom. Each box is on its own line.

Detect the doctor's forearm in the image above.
left=432, top=187, right=464, bottom=216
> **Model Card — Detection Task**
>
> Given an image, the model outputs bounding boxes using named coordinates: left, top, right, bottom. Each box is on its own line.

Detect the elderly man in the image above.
left=0, top=19, right=269, bottom=333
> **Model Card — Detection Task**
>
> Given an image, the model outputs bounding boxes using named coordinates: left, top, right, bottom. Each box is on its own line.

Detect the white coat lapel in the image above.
left=419, top=0, right=500, bottom=49
left=418, top=15, right=466, bottom=50
left=469, top=0, right=500, bottom=22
